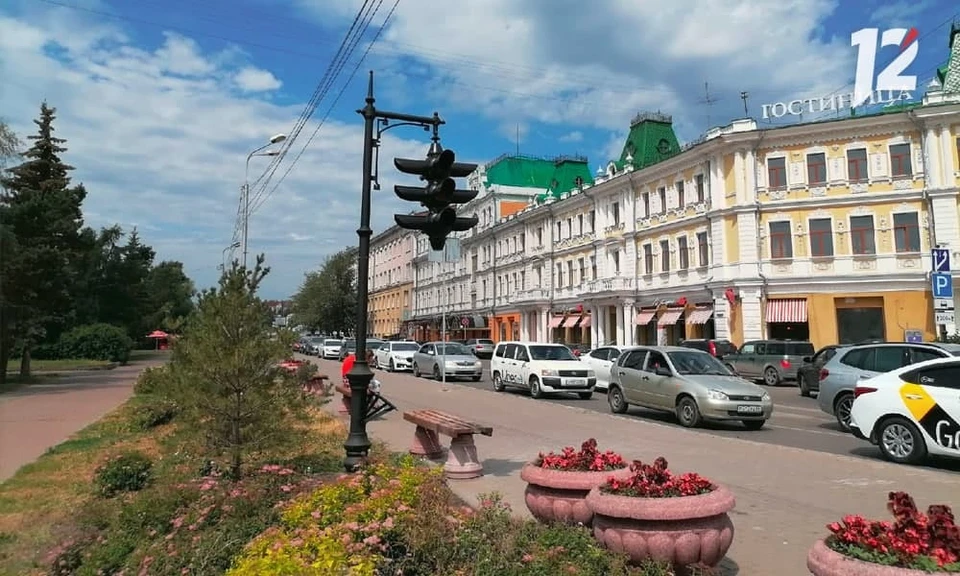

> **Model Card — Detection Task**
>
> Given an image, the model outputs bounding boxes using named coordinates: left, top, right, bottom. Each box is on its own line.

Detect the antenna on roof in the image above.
left=699, top=82, right=720, bottom=130
left=515, top=124, right=520, bottom=156
left=740, top=91, right=749, bottom=117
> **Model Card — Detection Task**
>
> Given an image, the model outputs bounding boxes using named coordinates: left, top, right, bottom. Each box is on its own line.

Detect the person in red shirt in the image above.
left=341, top=348, right=376, bottom=385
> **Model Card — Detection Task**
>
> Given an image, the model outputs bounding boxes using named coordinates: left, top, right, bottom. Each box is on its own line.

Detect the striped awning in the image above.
left=657, top=307, right=685, bottom=326
left=686, top=307, right=714, bottom=325
left=579, top=314, right=592, bottom=328
left=548, top=315, right=566, bottom=328
left=766, top=298, right=808, bottom=323
left=568, top=315, right=584, bottom=327
left=635, top=309, right=657, bottom=325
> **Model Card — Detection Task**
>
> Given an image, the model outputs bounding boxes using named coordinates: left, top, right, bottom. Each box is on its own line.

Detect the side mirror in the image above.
left=802, top=356, right=812, bottom=364
left=655, top=366, right=672, bottom=377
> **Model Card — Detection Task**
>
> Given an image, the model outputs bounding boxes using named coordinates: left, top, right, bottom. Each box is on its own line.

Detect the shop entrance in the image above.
left=836, top=307, right=885, bottom=343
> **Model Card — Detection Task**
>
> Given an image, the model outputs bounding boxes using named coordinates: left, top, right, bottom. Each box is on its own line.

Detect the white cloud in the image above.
left=0, top=7, right=431, bottom=298
left=234, top=67, right=282, bottom=92
left=559, top=130, right=583, bottom=143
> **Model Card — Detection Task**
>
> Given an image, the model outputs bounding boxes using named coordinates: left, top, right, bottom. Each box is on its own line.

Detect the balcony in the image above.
left=553, top=286, right=580, bottom=300
left=585, top=277, right=634, bottom=293
left=603, top=222, right=626, bottom=238
left=514, top=288, right=549, bottom=303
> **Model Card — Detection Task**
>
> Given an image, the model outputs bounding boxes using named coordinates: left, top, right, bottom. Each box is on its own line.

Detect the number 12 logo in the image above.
left=851, top=27, right=919, bottom=108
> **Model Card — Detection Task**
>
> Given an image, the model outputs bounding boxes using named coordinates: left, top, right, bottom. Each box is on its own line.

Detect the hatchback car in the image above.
left=607, top=346, right=772, bottom=429
left=817, top=342, right=960, bottom=431
left=465, top=338, right=495, bottom=359
left=579, top=346, right=627, bottom=391
left=321, top=338, right=342, bottom=360
left=411, top=342, right=482, bottom=381
left=849, top=356, right=960, bottom=465
left=677, top=339, right=738, bottom=369
left=796, top=344, right=846, bottom=397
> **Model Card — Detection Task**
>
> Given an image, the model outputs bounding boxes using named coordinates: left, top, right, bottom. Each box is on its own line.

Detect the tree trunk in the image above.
left=230, top=418, right=242, bottom=479
left=19, top=344, right=30, bottom=380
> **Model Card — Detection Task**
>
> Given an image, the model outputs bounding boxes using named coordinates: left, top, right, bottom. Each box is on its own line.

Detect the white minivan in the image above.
left=490, top=341, right=596, bottom=399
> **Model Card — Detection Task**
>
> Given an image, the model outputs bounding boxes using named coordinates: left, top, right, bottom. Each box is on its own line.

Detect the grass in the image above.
left=4, top=358, right=114, bottom=373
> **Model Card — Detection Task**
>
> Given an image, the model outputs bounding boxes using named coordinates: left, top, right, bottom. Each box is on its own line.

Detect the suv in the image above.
left=677, top=339, right=738, bottom=366
left=466, top=338, right=495, bottom=359
left=490, top=341, right=596, bottom=400
left=728, top=339, right=815, bottom=386
left=817, top=342, right=960, bottom=430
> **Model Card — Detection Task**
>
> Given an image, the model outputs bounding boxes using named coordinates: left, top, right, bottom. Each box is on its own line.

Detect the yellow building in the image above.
left=368, top=225, right=415, bottom=338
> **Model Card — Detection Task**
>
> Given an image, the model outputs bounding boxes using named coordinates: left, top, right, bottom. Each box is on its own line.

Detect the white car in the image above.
left=490, top=341, right=596, bottom=399
left=373, top=341, right=421, bottom=372
left=321, top=339, right=342, bottom=360
left=579, top=345, right=628, bottom=391
left=849, top=355, right=960, bottom=465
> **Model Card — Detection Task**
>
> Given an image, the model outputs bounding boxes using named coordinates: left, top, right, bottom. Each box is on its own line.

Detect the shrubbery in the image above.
left=59, top=323, right=134, bottom=363
left=133, top=365, right=173, bottom=396
left=132, top=398, right=180, bottom=429
left=94, top=452, right=153, bottom=497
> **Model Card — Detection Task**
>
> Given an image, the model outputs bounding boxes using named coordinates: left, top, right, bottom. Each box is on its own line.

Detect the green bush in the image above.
left=132, top=399, right=180, bottom=429
left=281, top=453, right=342, bottom=474
left=132, top=365, right=173, bottom=396
left=94, top=452, right=153, bottom=498
left=59, top=323, right=133, bottom=363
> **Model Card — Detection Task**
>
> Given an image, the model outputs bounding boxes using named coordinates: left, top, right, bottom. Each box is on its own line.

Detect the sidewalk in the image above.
left=0, top=362, right=158, bottom=482
left=313, top=358, right=959, bottom=576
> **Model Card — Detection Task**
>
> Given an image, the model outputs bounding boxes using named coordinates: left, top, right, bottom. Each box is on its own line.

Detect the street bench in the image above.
left=403, top=409, right=494, bottom=480
left=335, top=380, right=397, bottom=422
left=304, top=374, right=331, bottom=395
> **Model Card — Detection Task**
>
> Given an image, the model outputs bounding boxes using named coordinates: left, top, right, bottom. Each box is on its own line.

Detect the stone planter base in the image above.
left=409, top=426, right=444, bottom=460
left=807, top=539, right=928, bottom=576
left=338, top=395, right=350, bottom=414
left=520, top=463, right=631, bottom=526
left=444, top=434, right=483, bottom=480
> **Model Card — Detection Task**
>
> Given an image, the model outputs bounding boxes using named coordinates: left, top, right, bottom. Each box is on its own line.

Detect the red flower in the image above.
left=826, top=491, right=960, bottom=569
left=600, top=457, right=713, bottom=498
left=535, top=438, right=626, bottom=471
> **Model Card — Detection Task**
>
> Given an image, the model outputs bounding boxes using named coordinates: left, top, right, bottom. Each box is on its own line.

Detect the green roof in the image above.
left=483, top=154, right=557, bottom=189
left=938, top=22, right=960, bottom=93
left=613, top=112, right=681, bottom=170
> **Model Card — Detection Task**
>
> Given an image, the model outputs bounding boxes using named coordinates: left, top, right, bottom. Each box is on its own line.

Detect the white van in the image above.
left=490, top=341, right=595, bottom=400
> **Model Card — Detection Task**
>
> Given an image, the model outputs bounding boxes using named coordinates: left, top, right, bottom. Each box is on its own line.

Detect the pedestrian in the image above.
left=341, top=348, right=376, bottom=386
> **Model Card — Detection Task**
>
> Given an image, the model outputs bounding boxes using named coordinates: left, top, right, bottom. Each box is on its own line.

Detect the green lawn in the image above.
left=4, top=358, right=113, bottom=373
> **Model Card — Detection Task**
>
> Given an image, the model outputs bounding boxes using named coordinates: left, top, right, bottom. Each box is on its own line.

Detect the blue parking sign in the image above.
left=932, top=272, right=954, bottom=299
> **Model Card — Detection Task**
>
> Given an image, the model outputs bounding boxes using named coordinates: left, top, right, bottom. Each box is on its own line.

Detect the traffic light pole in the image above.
left=344, top=71, right=445, bottom=473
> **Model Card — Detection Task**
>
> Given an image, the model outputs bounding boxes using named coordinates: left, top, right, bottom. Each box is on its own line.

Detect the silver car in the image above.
left=411, top=342, right=483, bottom=381
left=817, top=342, right=960, bottom=431
left=466, top=338, right=495, bottom=359
left=607, top=346, right=773, bottom=430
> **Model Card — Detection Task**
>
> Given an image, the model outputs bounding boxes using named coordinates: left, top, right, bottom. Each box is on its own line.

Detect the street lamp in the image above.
left=243, top=134, right=287, bottom=268
left=220, top=240, right=241, bottom=271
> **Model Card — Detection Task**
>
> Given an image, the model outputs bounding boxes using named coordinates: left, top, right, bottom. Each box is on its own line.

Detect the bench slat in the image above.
left=404, top=409, right=493, bottom=438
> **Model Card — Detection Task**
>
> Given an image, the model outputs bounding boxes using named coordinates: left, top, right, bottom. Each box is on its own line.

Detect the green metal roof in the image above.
left=483, top=154, right=557, bottom=189
left=938, top=22, right=960, bottom=92
left=614, top=112, right=681, bottom=170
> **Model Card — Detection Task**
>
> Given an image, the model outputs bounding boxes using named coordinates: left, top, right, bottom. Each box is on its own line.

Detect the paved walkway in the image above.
left=0, top=362, right=159, bottom=482
left=309, top=357, right=960, bottom=576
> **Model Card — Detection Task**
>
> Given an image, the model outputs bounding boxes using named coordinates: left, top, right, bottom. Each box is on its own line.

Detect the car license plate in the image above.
left=566, top=378, right=586, bottom=387
left=736, top=405, right=763, bottom=414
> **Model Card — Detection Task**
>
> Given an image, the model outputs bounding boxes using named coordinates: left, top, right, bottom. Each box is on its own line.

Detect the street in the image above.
left=326, top=355, right=960, bottom=475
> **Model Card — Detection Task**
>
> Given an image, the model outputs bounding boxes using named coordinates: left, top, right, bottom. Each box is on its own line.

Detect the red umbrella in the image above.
left=146, top=330, right=169, bottom=339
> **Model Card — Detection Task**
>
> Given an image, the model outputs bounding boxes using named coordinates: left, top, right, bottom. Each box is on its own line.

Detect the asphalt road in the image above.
left=308, top=354, right=960, bottom=474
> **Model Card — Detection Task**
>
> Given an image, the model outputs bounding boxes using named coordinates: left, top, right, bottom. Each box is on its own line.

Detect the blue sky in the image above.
left=0, top=0, right=956, bottom=298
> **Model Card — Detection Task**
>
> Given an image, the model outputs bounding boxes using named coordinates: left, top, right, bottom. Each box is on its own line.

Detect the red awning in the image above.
left=657, top=308, right=685, bottom=326
left=766, top=298, right=808, bottom=323
left=568, top=315, right=584, bottom=327
left=579, top=314, right=592, bottom=328
left=548, top=315, right=566, bottom=328
left=685, top=307, right=714, bottom=325
left=146, top=330, right=169, bottom=339
left=634, top=309, right=657, bottom=325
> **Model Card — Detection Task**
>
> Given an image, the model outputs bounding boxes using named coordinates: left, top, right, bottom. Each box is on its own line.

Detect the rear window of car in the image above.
left=787, top=342, right=815, bottom=356
left=478, top=339, right=494, bottom=345
left=713, top=340, right=737, bottom=355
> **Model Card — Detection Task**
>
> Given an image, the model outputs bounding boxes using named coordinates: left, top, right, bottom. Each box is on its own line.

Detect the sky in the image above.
left=0, top=0, right=957, bottom=299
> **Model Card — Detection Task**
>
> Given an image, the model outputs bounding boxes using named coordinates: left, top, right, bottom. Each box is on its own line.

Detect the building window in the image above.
left=677, top=181, right=685, bottom=207
left=808, top=217, right=834, bottom=257
left=555, top=222, right=561, bottom=240
left=577, top=213, right=584, bottom=235
left=578, top=257, right=585, bottom=281
left=697, top=232, right=708, bottom=267
left=556, top=263, right=564, bottom=287
left=589, top=210, right=596, bottom=232
left=536, top=227, right=543, bottom=246
left=850, top=214, right=876, bottom=255
left=889, top=143, right=912, bottom=178
left=659, top=240, right=670, bottom=272
left=893, top=212, right=921, bottom=253
left=612, top=202, right=620, bottom=225
left=566, top=219, right=572, bottom=238
left=658, top=187, right=666, bottom=212
left=589, top=255, right=597, bottom=279
left=847, top=148, right=868, bottom=182
left=612, top=251, right=621, bottom=275
left=643, top=244, right=653, bottom=274
left=767, top=157, right=787, bottom=189
left=807, top=152, right=827, bottom=185
left=642, top=192, right=650, bottom=216
left=769, top=221, right=793, bottom=259
left=567, top=260, right=574, bottom=283
left=695, top=174, right=705, bottom=202
left=678, top=236, right=689, bottom=269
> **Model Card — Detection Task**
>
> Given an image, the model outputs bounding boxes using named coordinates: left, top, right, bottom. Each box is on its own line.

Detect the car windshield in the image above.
left=324, top=339, right=340, bottom=346
left=436, top=343, right=469, bottom=355
left=392, top=342, right=420, bottom=352
left=309, top=337, right=323, bottom=344
left=529, top=345, right=578, bottom=361
left=343, top=339, right=356, bottom=350
left=667, top=351, right=733, bottom=376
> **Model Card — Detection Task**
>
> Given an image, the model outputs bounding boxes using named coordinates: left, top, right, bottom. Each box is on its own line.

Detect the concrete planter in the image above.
left=807, top=539, right=931, bottom=576
left=520, top=463, right=630, bottom=526
left=585, top=484, right=736, bottom=570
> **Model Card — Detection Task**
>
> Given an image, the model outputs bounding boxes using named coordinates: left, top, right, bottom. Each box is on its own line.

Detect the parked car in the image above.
left=676, top=339, right=739, bottom=370
left=817, top=342, right=960, bottom=431
left=411, top=342, right=482, bottom=381
left=321, top=339, right=342, bottom=360
left=567, top=343, right=591, bottom=357
left=728, top=339, right=815, bottom=386
left=849, top=355, right=960, bottom=465
left=796, top=344, right=846, bottom=397
left=579, top=345, right=628, bottom=391
left=373, top=341, right=420, bottom=371
left=337, top=338, right=384, bottom=361
left=305, top=336, right=325, bottom=356
left=465, top=338, right=495, bottom=359
left=490, top=341, right=595, bottom=399
left=607, top=346, right=773, bottom=429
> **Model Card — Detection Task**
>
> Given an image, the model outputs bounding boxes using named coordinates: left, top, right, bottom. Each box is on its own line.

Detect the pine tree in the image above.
left=0, top=103, right=87, bottom=380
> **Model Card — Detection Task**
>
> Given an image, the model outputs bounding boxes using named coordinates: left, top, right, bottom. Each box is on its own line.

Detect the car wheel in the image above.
left=412, top=363, right=421, bottom=377
left=876, top=417, right=928, bottom=465
left=833, top=393, right=854, bottom=431
left=763, top=367, right=780, bottom=386
left=492, top=372, right=505, bottom=391
left=388, top=359, right=395, bottom=372
left=371, top=356, right=379, bottom=369
left=742, top=419, right=766, bottom=430
left=578, top=391, right=593, bottom=400
left=798, top=374, right=810, bottom=397
left=433, top=364, right=441, bottom=380
left=529, top=376, right=543, bottom=399
left=607, top=386, right=628, bottom=414
left=676, top=396, right=703, bottom=428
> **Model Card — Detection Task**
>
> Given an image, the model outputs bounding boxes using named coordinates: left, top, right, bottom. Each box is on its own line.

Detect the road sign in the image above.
left=935, top=298, right=954, bottom=310
left=905, top=329, right=923, bottom=343
left=933, top=248, right=951, bottom=273
left=936, top=310, right=955, bottom=324
left=932, top=272, right=954, bottom=299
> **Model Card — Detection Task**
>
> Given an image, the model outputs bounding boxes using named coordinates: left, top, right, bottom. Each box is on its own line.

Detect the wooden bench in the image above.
left=403, top=409, right=494, bottom=480
left=304, top=374, right=331, bottom=396
left=335, top=380, right=397, bottom=422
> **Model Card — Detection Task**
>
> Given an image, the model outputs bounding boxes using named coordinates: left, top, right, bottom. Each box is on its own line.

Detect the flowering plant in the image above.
left=534, top=438, right=626, bottom=471
left=826, top=491, right=960, bottom=571
left=601, top=457, right=713, bottom=498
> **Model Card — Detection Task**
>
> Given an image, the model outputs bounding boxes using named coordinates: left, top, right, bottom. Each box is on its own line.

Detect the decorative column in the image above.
left=597, top=305, right=607, bottom=345
left=615, top=304, right=625, bottom=346
left=622, top=302, right=636, bottom=347
left=519, top=311, right=529, bottom=341
left=590, top=305, right=600, bottom=346
left=741, top=289, right=764, bottom=341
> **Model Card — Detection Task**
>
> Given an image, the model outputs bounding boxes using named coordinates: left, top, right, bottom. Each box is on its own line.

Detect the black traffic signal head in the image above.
left=394, top=210, right=479, bottom=251
left=393, top=148, right=477, bottom=182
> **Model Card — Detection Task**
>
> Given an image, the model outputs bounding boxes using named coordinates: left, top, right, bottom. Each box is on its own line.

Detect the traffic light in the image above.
left=392, top=147, right=479, bottom=250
